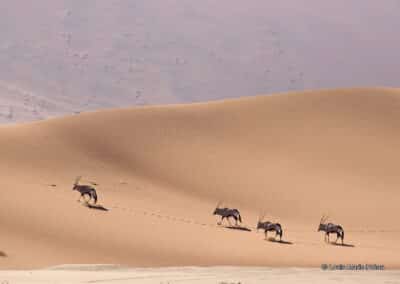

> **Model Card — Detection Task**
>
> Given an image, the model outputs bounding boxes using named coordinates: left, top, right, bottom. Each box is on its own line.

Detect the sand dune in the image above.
left=0, top=88, right=400, bottom=269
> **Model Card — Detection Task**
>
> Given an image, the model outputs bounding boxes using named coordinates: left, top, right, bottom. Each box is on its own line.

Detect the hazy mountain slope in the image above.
left=1, top=0, right=399, bottom=123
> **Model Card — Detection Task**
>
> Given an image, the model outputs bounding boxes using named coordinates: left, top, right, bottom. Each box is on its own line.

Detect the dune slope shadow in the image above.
left=83, top=202, right=109, bottom=211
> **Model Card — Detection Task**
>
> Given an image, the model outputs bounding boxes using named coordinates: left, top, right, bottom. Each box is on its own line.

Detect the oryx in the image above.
left=256, top=213, right=283, bottom=241
left=213, top=201, right=242, bottom=226
left=318, top=215, right=344, bottom=244
left=72, top=176, right=98, bottom=204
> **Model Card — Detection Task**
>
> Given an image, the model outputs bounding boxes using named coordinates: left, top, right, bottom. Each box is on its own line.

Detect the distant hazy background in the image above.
left=0, top=0, right=399, bottom=123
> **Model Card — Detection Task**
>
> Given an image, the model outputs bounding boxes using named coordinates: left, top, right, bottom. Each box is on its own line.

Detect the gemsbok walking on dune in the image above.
left=256, top=213, right=283, bottom=241
left=213, top=201, right=242, bottom=226
left=73, top=176, right=98, bottom=204
left=318, top=215, right=344, bottom=244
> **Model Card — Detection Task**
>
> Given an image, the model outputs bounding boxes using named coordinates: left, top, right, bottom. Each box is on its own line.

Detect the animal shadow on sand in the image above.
left=330, top=242, right=355, bottom=248
left=225, top=225, right=252, bottom=232
left=0, top=251, right=7, bottom=257
left=267, top=237, right=293, bottom=245
left=83, top=202, right=109, bottom=211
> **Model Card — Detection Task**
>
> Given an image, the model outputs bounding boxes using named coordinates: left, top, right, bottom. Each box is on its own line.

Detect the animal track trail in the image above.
left=107, top=203, right=220, bottom=229
left=74, top=197, right=400, bottom=236
left=111, top=202, right=253, bottom=230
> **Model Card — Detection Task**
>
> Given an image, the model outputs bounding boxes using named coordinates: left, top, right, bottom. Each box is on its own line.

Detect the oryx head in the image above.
left=73, top=176, right=82, bottom=191
left=213, top=201, right=223, bottom=215
left=318, top=215, right=328, bottom=231
left=256, top=211, right=266, bottom=230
